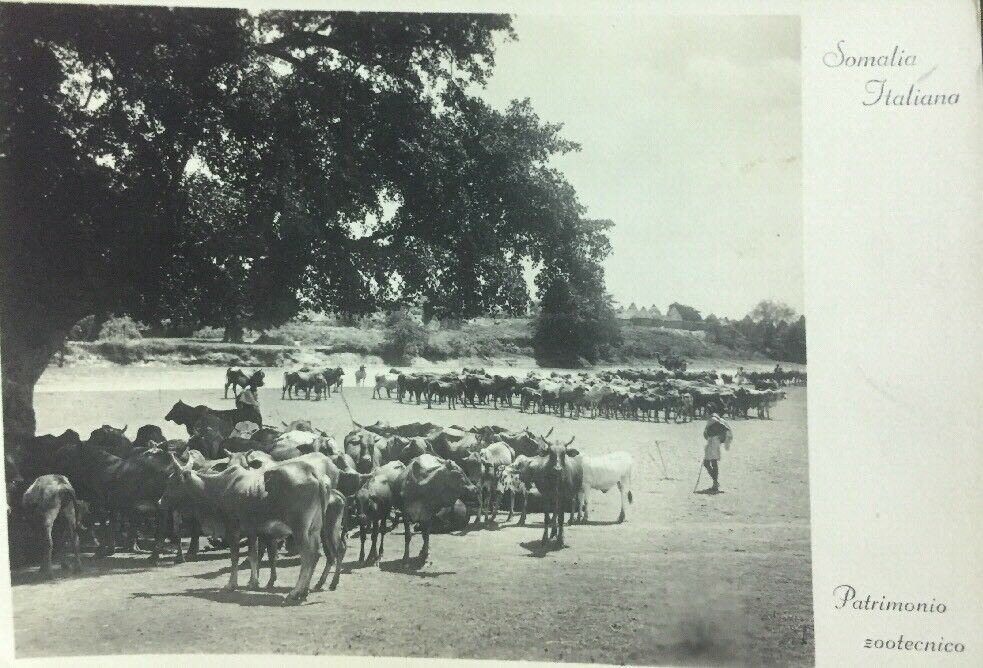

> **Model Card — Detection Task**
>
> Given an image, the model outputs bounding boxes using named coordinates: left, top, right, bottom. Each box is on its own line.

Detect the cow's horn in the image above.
left=121, top=424, right=128, bottom=434
left=565, top=436, right=576, bottom=446
left=221, top=449, right=232, bottom=458
left=545, top=427, right=554, bottom=438
left=169, top=452, right=182, bottom=468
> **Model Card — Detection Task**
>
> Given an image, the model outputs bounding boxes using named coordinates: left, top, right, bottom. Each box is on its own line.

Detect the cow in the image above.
left=494, top=461, right=528, bottom=523
left=15, top=429, right=82, bottom=482
left=372, top=373, right=399, bottom=399
left=527, top=436, right=582, bottom=547
left=311, top=375, right=329, bottom=400
left=354, top=461, right=405, bottom=563
left=187, top=425, right=225, bottom=460
left=133, top=425, right=166, bottom=450
left=477, top=441, right=515, bottom=523
left=425, top=379, right=460, bottom=410
left=225, top=367, right=265, bottom=399
left=320, top=367, right=344, bottom=395
left=165, top=400, right=240, bottom=437
left=354, top=365, right=367, bottom=387
left=380, top=435, right=432, bottom=465
left=579, top=451, right=633, bottom=523
left=74, top=443, right=173, bottom=562
left=397, top=374, right=429, bottom=405
left=398, top=455, right=478, bottom=564
left=87, top=424, right=132, bottom=457
left=282, top=370, right=320, bottom=400
left=20, top=474, right=83, bottom=578
left=162, top=454, right=346, bottom=601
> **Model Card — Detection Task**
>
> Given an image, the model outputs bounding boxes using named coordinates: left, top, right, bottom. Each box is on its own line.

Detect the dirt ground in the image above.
left=11, top=368, right=813, bottom=666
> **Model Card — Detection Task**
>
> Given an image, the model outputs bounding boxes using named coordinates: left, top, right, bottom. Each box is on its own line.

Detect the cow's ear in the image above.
left=566, top=449, right=581, bottom=458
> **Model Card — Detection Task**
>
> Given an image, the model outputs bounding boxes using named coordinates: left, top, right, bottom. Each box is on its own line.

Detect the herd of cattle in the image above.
left=5, top=404, right=633, bottom=603
left=370, top=366, right=803, bottom=422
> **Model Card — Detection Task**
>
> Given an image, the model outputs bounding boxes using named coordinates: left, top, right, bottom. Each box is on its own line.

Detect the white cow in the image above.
left=372, top=373, right=399, bottom=399
left=579, top=451, right=633, bottom=523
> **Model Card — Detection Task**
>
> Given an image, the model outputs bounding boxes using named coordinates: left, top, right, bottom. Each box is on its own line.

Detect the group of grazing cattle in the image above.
left=281, top=367, right=345, bottom=400
left=372, top=366, right=801, bottom=423
left=5, top=408, right=633, bottom=603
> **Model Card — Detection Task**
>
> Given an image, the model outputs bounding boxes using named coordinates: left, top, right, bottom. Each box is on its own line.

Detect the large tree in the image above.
left=0, top=5, right=606, bottom=443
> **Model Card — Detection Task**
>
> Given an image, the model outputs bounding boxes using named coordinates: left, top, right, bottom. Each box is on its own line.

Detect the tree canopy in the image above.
left=0, top=5, right=609, bottom=440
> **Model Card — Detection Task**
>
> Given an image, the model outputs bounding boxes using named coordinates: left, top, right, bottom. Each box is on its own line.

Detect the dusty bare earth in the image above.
left=11, top=368, right=813, bottom=666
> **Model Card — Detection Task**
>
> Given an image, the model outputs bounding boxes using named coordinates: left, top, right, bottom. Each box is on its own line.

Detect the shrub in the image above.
left=97, top=315, right=147, bottom=342
left=254, top=331, right=295, bottom=346
left=383, top=310, right=429, bottom=364
left=532, top=281, right=621, bottom=367
left=68, top=315, right=99, bottom=341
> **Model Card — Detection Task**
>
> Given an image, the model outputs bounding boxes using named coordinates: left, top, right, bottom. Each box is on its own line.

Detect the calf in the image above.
left=21, top=474, right=83, bottom=578
left=579, top=451, right=633, bottom=523
left=477, top=441, right=515, bottom=524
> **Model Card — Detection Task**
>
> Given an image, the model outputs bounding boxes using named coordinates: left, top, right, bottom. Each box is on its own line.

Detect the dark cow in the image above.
left=87, top=425, right=132, bottom=457
left=17, top=429, right=82, bottom=482
left=281, top=370, right=321, bottom=400
left=225, top=367, right=265, bottom=399
left=320, top=367, right=344, bottom=395
left=425, top=379, right=460, bottom=410
left=133, top=424, right=166, bottom=450
left=397, top=455, right=478, bottom=564
left=164, top=400, right=241, bottom=437
left=527, top=436, right=582, bottom=547
left=354, top=461, right=405, bottom=563
left=73, top=443, right=173, bottom=562
left=380, top=435, right=432, bottom=465
left=397, top=374, right=430, bottom=405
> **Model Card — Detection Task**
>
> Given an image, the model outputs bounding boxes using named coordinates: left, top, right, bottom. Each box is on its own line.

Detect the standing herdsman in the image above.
left=702, top=413, right=733, bottom=493
left=236, top=386, right=262, bottom=427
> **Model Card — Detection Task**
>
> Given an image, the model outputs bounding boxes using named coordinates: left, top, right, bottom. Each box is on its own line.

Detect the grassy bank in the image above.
left=59, top=317, right=768, bottom=369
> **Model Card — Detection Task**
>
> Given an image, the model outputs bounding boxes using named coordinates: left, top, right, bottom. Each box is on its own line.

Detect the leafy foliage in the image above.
left=97, top=315, right=147, bottom=342
left=531, top=219, right=621, bottom=367
left=383, top=310, right=430, bottom=364
left=749, top=300, right=798, bottom=325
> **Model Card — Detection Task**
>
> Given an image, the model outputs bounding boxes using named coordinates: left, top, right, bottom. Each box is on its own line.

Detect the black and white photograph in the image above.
left=0, top=3, right=812, bottom=665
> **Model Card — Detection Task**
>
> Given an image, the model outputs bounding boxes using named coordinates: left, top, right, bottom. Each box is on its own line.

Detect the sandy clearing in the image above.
left=13, top=368, right=813, bottom=665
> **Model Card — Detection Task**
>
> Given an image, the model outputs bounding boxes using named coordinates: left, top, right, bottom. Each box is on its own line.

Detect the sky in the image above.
left=478, top=14, right=803, bottom=320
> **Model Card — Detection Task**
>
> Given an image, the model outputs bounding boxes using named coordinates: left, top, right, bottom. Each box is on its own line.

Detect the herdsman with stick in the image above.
left=697, top=413, right=733, bottom=493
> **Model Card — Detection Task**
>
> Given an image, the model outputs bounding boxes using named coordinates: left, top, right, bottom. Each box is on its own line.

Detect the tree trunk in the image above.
left=223, top=322, right=244, bottom=344
left=1, top=311, right=73, bottom=447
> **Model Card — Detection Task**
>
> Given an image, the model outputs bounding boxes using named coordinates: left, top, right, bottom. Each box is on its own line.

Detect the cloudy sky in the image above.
left=479, top=14, right=802, bottom=319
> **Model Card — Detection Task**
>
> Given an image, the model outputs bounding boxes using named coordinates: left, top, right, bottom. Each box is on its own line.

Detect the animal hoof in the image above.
left=221, top=584, right=237, bottom=593
left=247, top=580, right=261, bottom=591
left=265, top=581, right=277, bottom=591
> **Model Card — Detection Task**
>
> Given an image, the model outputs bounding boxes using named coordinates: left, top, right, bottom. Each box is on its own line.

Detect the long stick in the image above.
left=655, top=440, right=670, bottom=479
left=693, top=459, right=704, bottom=493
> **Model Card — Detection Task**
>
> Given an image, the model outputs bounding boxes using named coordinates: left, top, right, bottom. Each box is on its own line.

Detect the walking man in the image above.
left=355, top=365, right=367, bottom=387
left=702, top=413, right=733, bottom=493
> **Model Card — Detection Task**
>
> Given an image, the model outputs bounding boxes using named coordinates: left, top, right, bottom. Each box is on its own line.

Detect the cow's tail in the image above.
left=627, top=466, right=634, bottom=504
